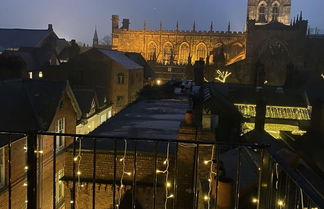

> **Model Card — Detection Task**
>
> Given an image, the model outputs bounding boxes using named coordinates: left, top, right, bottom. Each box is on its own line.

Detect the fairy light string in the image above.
left=116, top=139, right=132, bottom=209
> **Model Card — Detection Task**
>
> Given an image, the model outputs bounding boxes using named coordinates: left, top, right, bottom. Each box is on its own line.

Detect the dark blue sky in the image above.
left=0, top=0, right=323, bottom=44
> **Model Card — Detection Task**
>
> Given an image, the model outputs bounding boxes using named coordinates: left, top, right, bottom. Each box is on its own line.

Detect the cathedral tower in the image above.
left=93, top=27, right=98, bottom=47
left=247, top=0, right=291, bottom=25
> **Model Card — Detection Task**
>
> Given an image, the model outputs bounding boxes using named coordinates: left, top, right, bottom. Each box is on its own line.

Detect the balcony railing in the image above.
left=0, top=131, right=322, bottom=209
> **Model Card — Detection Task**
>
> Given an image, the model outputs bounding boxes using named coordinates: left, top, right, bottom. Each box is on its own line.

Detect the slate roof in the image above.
left=97, top=49, right=142, bottom=70
left=209, top=83, right=309, bottom=107
left=0, top=28, right=55, bottom=51
left=124, top=52, right=154, bottom=78
left=5, top=47, right=52, bottom=72
left=73, top=88, right=96, bottom=115
left=79, top=98, right=188, bottom=153
left=0, top=79, right=80, bottom=147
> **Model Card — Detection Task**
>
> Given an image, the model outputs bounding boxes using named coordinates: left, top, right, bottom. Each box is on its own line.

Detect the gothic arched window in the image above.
left=196, top=43, right=207, bottom=61
left=148, top=42, right=157, bottom=61
left=179, top=43, right=190, bottom=64
left=259, top=4, right=266, bottom=23
left=272, top=4, right=279, bottom=21
left=163, top=43, right=173, bottom=64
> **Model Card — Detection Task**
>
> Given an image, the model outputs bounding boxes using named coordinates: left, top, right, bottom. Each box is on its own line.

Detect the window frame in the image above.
left=55, top=118, right=65, bottom=152
left=56, top=169, right=65, bottom=205
left=0, top=147, right=4, bottom=188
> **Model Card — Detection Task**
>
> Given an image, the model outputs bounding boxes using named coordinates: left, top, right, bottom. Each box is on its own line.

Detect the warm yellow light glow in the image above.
left=38, top=71, right=43, bottom=78
left=163, top=159, right=168, bottom=165
left=277, top=200, right=284, bottom=206
left=204, top=160, right=210, bottom=165
left=252, top=197, right=258, bottom=204
left=23, top=183, right=28, bottom=187
left=167, top=194, right=174, bottom=199
left=204, top=195, right=209, bottom=201
left=119, top=158, right=124, bottom=162
left=24, top=166, right=28, bottom=170
left=38, top=150, right=44, bottom=154
left=73, top=157, right=78, bottom=162
left=77, top=171, right=81, bottom=175
left=166, top=182, right=172, bottom=188
left=125, top=172, right=132, bottom=176
left=156, top=79, right=162, bottom=85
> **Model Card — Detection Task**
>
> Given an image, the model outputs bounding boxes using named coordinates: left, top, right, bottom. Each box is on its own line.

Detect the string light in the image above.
left=156, top=142, right=173, bottom=209
left=207, top=145, right=216, bottom=209
left=72, top=137, right=83, bottom=209
left=117, top=139, right=132, bottom=209
left=252, top=197, right=258, bottom=204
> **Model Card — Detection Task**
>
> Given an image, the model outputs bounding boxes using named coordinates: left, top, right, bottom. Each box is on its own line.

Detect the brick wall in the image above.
left=63, top=147, right=175, bottom=209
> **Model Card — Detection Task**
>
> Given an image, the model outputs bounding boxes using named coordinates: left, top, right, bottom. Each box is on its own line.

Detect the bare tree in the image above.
left=100, top=35, right=112, bottom=46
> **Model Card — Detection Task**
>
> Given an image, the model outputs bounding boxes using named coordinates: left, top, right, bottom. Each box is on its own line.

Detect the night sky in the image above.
left=0, top=0, right=323, bottom=44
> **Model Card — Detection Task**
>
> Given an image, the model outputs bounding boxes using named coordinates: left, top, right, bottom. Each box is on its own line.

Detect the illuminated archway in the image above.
left=163, top=42, right=173, bottom=64
left=196, top=43, right=207, bottom=61
left=178, top=42, right=190, bottom=64
left=148, top=42, right=157, bottom=60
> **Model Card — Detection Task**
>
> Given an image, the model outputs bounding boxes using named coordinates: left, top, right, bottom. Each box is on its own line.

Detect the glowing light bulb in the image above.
left=277, top=200, right=284, bottom=206
left=24, top=166, right=28, bottom=170
left=204, top=195, right=209, bottom=201
left=252, top=197, right=258, bottom=204
left=125, top=172, right=132, bottom=176
left=23, top=183, right=28, bottom=187
left=204, top=160, right=209, bottom=165
left=167, top=194, right=174, bottom=198
left=73, top=157, right=78, bottom=162
left=119, top=158, right=124, bottom=162
left=163, top=159, right=168, bottom=165
left=77, top=171, right=81, bottom=175
left=156, top=169, right=162, bottom=174
left=38, top=150, right=44, bottom=154
left=166, top=182, right=171, bottom=188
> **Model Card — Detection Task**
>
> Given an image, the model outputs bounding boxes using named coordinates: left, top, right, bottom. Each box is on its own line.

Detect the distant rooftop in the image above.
left=80, top=98, right=189, bottom=153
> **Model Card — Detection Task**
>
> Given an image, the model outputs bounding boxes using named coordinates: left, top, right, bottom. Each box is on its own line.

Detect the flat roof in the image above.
left=80, top=98, right=189, bottom=153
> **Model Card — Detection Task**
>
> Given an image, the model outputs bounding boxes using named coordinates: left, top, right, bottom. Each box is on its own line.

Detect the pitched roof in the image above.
left=0, top=28, right=56, bottom=51
left=6, top=47, right=52, bottom=71
left=124, top=52, right=154, bottom=78
left=0, top=79, right=81, bottom=146
left=97, top=49, right=142, bottom=70
left=73, top=88, right=96, bottom=115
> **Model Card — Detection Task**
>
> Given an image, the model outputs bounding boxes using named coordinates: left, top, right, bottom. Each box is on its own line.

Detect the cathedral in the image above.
left=106, top=0, right=324, bottom=86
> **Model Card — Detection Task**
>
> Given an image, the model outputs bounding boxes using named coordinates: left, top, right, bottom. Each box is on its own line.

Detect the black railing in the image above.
left=0, top=131, right=322, bottom=209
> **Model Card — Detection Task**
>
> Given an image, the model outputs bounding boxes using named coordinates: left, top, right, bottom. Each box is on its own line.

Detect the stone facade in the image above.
left=112, top=16, right=246, bottom=66
left=247, top=0, right=291, bottom=25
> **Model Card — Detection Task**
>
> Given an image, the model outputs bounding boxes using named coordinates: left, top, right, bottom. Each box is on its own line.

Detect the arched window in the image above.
left=163, top=43, right=173, bottom=64
left=259, top=4, right=266, bottom=23
left=179, top=43, right=190, bottom=64
left=196, top=43, right=207, bottom=61
left=148, top=42, right=157, bottom=60
left=272, top=4, right=279, bottom=21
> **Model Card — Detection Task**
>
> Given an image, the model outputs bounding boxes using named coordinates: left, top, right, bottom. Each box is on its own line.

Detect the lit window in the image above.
left=179, top=43, right=190, bottom=64
left=0, top=147, right=4, bottom=188
left=100, top=114, right=107, bottom=124
left=272, top=4, right=279, bottom=21
left=259, top=4, right=266, bottom=23
left=29, top=72, right=33, bottom=79
left=108, top=110, right=112, bottom=119
left=197, top=43, right=207, bottom=61
left=148, top=42, right=157, bottom=61
left=55, top=118, right=65, bottom=152
left=38, top=71, right=43, bottom=78
left=163, top=43, right=173, bottom=64
left=56, top=169, right=64, bottom=204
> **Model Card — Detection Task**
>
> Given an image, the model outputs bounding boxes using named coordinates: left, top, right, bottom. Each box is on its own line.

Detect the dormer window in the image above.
left=259, top=4, right=266, bottom=23
left=272, top=4, right=279, bottom=21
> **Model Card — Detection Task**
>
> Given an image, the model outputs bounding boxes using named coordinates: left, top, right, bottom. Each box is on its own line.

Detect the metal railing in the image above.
left=0, top=131, right=322, bottom=209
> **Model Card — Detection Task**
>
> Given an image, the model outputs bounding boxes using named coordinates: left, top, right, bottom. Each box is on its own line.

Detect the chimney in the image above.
left=112, top=15, right=119, bottom=31
left=310, top=99, right=324, bottom=135
left=121, top=19, right=130, bottom=30
left=255, top=88, right=266, bottom=132
left=48, top=24, right=53, bottom=32
left=193, top=59, right=204, bottom=86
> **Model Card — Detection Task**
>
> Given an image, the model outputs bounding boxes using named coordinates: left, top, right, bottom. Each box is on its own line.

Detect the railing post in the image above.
left=92, top=137, right=97, bottom=209
left=53, top=135, right=56, bottom=209
left=27, top=131, right=37, bottom=209
left=8, top=136, right=12, bottom=209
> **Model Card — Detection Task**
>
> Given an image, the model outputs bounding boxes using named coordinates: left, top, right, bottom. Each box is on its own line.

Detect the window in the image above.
left=29, top=72, right=33, bottom=79
left=108, top=110, right=112, bottom=119
left=38, top=71, right=43, bottom=78
left=100, top=113, right=107, bottom=124
left=0, top=147, right=4, bottom=188
left=272, top=4, right=279, bottom=21
left=117, top=73, right=125, bottom=84
left=55, top=118, right=65, bottom=152
left=196, top=43, right=207, bottom=61
left=116, top=96, right=125, bottom=107
left=259, top=4, right=266, bottom=23
left=163, top=43, right=173, bottom=64
left=56, top=169, right=64, bottom=205
left=179, top=43, right=190, bottom=64
left=148, top=42, right=157, bottom=60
